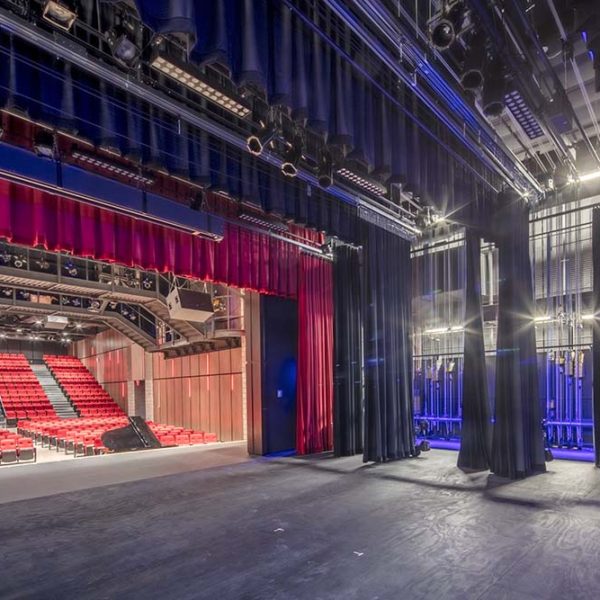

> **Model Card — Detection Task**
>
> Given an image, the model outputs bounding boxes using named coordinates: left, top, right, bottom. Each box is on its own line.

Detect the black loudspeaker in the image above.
left=166, top=288, right=214, bottom=323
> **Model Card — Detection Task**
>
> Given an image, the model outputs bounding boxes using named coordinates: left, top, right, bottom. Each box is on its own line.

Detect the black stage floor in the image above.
left=1, top=447, right=599, bottom=599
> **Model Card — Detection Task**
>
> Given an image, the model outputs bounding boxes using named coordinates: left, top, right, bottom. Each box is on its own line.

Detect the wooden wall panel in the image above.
left=219, top=374, right=233, bottom=442
left=231, top=373, right=244, bottom=441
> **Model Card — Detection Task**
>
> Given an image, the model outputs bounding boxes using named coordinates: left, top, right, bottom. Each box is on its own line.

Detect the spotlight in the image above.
left=63, top=260, right=78, bottom=277
left=34, top=130, right=55, bottom=158
left=16, top=328, right=22, bottom=334
left=106, top=24, right=140, bottom=67
left=460, top=32, right=485, bottom=90
left=142, top=277, right=154, bottom=290
left=281, top=135, right=303, bottom=178
left=17, top=290, right=30, bottom=300
left=317, top=147, right=333, bottom=189
left=34, top=319, right=42, bottom=326
left=129, top=313, right=137, bottom=321
left=89, top=299, right=101, bottom=311
left=0, top=251, right=11, bottom=265
left=13, top=254, right=27, bottom=269
left=71, top=297, right=81, bottom=307
left=0, top=288, right=12, bottom=297
left=246, top=122, right=277, bottom=157
left=108, top=302, right=118, bottom=310
left=482, top=59, right=506, bottom=117
left=36, top=257, right=50, bottom=271
left=75, top=322, right=82, bottom=329
left=428, top=1, right=467, bottom=51
left=42, top=0, right=77, bottom=31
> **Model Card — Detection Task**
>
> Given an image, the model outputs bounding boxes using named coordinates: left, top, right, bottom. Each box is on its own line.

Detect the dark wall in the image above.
left=0, top=339, right=68, bottom=362
left=261, top=296, right=298, bottom=454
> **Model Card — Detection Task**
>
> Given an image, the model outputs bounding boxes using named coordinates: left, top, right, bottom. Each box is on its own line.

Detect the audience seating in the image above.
left=0, top=429, right=36, bottom=464
left=43, top=355, right=126, bottom=418
left=0, top=353, right=57, bottom=422
left=17, top=417, right=130, bottom=457
left=147, top=422, right=218, bottom=446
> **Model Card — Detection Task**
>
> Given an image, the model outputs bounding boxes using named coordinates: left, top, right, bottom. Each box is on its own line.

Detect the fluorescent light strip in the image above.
left=151, top=56, right=251, bottom=118
left=424, top=326, right=464, bottom=334
left=72, top=151, right=154, bottom=186
left=337, top=168, right=387, bottom=195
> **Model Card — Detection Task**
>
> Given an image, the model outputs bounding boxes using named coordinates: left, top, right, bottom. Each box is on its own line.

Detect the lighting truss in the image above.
left=239, top=211, right=289, bottom=233
left=150, top=54, right=251, bottom=119
left=336, top=167, right=386, bottom=196
left=505, top=90, right=544, bottom=140
left=72, top=150, right=154, bottom=186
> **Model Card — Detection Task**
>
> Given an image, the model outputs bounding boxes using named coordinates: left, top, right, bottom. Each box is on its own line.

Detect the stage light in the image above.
left=34, top=130, right=55, bottom=158
left=16, top=328, right=22, bottom=334
left=72, top=150, right=154, bottom=185
left=63, top=261, right=78, bottom=277
left=34, top=319, right=42, bottom=326
left=42, top=0, right=77, bottom=31
left=581, top=314, right=596, bottom=321
left=281, top=135, right=303, bottom=178
left=336, top=167, right=386, bottom=196
left=0, top=251, right=11, bottom=265
left=460, top=32, right=485, bottom=90
left=75, top=322, right=82, bottom=329
left=36, top=257, right=50, bottom=271
left=150, top=54, right=251, bottom=118
left=534, top=315, right=553, bottom=323
left=106, top=24, right=140, bottom=67
left=428, top=1, right=467, bottom=51
left=247, top=122, right=277, bottom=157
left=482, top=60, right=506, bottom=117
left=317, top=148, right=333, bottom=189
left=239, top=211, right=289, bottom=233
left=0, top=333, right=6, bottom=339
left=504, top=90, right=544, bottom=140
left=578, top=169, right=600, bottom=183
left=142, top=277, right=154, bottom=290
left=0, top=288, right=12, bottom=297
left=13, top=254, right=27, bottom=268
left=89, top=300, right=101, bottom=312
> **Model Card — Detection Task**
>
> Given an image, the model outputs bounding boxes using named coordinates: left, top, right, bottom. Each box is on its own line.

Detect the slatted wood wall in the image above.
left=74, top=331, right=244, bottom=441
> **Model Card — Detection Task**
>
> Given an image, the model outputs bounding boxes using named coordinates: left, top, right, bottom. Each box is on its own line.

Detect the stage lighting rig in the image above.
left=281, top=134, right=303, bottom=178
left=460, top=31, right=486, bottom=90
left=33, top=130, right=56, bottom=159
left=247, top=121, right=278, bottom=157
left=42, top=0, right=77, bottom=32
left=428, top=1, right=468, bottom=51
left=150, top=53, right=251, bottom=118
left=317, top=147, right=334, bottom=189
left=106, top=13, right=141, bottom=68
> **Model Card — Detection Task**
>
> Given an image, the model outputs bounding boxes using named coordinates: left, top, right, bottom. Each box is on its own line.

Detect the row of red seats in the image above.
left=44, top=355, right=125, bottom=418
left=147, top=422, right=218, bottom=446
left=0, top=429, right=36, bottom=464
left=18, top=417, right=130, bottom=456
left=0, top=354, right=57, bottom=421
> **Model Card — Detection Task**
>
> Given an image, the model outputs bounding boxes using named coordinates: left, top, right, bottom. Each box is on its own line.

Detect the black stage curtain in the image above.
left=333, top=245, right=363, bottom=456
left=491, top=193, right=546, bottom=479
left=592, top=208, right=600, bottom=467
left=362, top=223, right=416, bottom=462
left=458, top=230, right=491, bottom=471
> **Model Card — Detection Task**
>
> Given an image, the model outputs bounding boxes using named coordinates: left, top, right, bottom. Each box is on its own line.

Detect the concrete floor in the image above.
left=1, top=448, right=599, bottom=600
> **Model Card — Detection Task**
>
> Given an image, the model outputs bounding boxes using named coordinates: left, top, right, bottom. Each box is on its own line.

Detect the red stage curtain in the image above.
left=296, top=254, right=334, bottom=454
left=0, top=179, right=299, bottom=297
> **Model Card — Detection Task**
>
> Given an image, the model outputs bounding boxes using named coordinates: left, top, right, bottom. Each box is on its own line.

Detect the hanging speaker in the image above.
left=166, top=288, right=214, bottom=323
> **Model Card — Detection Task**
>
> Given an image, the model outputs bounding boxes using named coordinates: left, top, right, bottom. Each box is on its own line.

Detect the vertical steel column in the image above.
left=592, top=208, right=600, bottom=466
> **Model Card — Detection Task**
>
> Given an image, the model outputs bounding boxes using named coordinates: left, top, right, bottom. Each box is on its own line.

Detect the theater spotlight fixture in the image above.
left=142, top=277, right=154, bottom=290
left=246, top=122, right=277, bottom=157
left=460, top=32, right=485, bottom=90
left=36, top=257, right=50, bottom=271
left=63, top=261, right=78, bottom=277
left=13, top=254, right=27, bottom=268
left=150, top=54, right=251, bottom=118
left=106, top=22, right=140, bottom=67
left=281, top=135, right=303, bottom=178
left=88, top=299, right=101, bottom=312
left=42, top=0, right=77, bottom=32
left=317, top=148, right=334, bottom=189
left=482, top=59, right=506, bottom=117
left=428, top=1, right=467, bottom=51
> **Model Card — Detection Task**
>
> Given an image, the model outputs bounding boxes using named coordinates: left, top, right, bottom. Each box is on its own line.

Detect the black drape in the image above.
left=362, top=224, right=416, bottom=462
left=491, top=192, right=546, bottom=479
left=592, top=208, right=600, bottom=467
left=458, top=229, right=491, bottom=471
left=333, top=245, right=364, bottom=456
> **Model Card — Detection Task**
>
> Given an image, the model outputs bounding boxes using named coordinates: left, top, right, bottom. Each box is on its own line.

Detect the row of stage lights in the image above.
left=2, top=0, right=419, bottom=216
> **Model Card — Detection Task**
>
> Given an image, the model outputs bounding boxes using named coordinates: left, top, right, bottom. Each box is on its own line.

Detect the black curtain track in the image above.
left=362, top=223, right=416, bottom=463
left=333, top=245, right=364, bottom=456
left=458, top=229, right=491, bottom=471
left=490, top=192, right=546, bottom=479
left=592, top=207, right=600, bottom=467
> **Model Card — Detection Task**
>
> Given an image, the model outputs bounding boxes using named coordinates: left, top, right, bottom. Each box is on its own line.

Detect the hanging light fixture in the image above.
left=33, top=130, right=56, bottom=158
left=481, top=58, right=506, bottom=117
left=428, top=1, right=467, bottom=51
left=317, top=147, right=334, bottom=189
left=106, top=16, right=141, bottom=68
left=460, top=31, right=486, bottom=90
left=42, top=1, right=77, bottom=32
left=150, top=53, right=251, bottom=118
left=247, top=122, right=278, bottom=157
left=281, top=134, right=303, bottom=178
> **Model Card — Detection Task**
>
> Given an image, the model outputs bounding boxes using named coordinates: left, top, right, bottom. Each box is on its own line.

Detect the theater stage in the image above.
left=1, top=448, right=599, bottom=599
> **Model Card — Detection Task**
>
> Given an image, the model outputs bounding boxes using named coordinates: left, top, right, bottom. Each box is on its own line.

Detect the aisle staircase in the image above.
left=30, top=364, right=78, bottom=418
